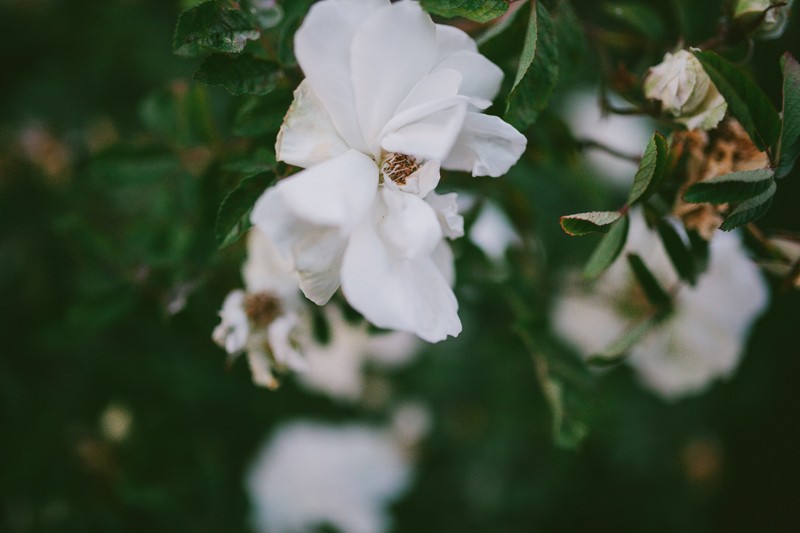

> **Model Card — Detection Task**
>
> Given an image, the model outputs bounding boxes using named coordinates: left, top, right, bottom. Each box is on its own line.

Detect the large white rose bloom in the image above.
left=251, top=0, right=527, bottom=343
left=553, top=211, right=769, bottom=400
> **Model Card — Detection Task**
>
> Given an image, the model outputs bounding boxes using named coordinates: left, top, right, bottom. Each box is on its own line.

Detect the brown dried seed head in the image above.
left=244, top=292, right=282, bottom=327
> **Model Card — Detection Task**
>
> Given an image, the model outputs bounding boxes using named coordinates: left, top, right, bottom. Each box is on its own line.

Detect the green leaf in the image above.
left=777, top=53, right=800, bottom=178
left=216, top=171, right=275, bottom=248
left=194, top=54, right=280, bottom=95
left=583, top=214, right=629, bottom=279
left=657, top=220, right=696, bottom=284
left=627, top=131, right=669, bottom=205
left=139, top=84, right=216, bottom=146
left=693, top=50, right=781, bottom=153
left=233, top=88, right=293, bottom=137
left=505, top=1, right=559, bottom=129
left=222, top=147, right=277, bottom=175
left=683, top=168, right=775, bottom=204
left=420, top=0, right=509, bottom=23
left=174, top=0, right=260, bottom=57
left=560, top=211, right=621, bottom=236
left=627, top=253, right=672, bottom=310
left=720, top=180, right=777, bottom=231
left=476, top=1, right=524, bottom=46
left=587, top=316, right=660, bottom=367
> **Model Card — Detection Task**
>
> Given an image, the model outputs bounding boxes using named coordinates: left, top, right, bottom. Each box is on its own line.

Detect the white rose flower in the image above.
left=644, top=50, right=728, bottom=131
left=552, top=211, right=769, bottom=400
left=245, top=421, right=416, bottom=533
left=251, top=0, right=527, bottom=343
left=733, top=0, right=794, bottom=39
left=212, top=229, right=306, bottom=389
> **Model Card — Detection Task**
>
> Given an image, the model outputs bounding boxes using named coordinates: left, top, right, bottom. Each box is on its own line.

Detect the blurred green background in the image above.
left=1, top=0, right=800, bottom=531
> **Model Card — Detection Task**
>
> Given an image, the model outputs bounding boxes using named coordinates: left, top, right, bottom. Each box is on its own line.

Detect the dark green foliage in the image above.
left=420, top=0, right=509, bottom=22
left=216, top=171, right=276, bottom=248
left=560, top=211, right=622, bottom=236
left=683, top=169, right=775, bottom=204
left=777, top=53, right=800, bottom=178
left=583, top=214, right=630, bottom=279
left=174, top=0, right=260, bottom=57
left=194, top=54, right=281, bottom=96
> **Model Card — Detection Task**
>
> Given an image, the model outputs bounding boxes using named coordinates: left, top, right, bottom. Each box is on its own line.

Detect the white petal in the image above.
left=394, top=69, right=463, bottom=115
left=425, top=191, right=464, bottom=239
left=442, top=112, right=527, bottom=177
left=276, top=149, right=378, bottom=228
left=294, top=0, right=389, bottom=152
left=242, top=229, right=298, bottom=299
left=212, top=290, right=249, bottom=354
left=469, top=201, right=521, bottom=260
left=251, top=188, right=348, bottom=305
left=434, top=23, right=477, bottom=63
left=268, top=312, right=308, bottom=371
left=431, top=240, right=456, bottom=286
left=381, top=103, right=468, bottom=162
left=246, top=349, right=279, bottom=389
left=341, top=208, right=461, bottom=343
left=433, top=50, right=504, bottom=101
left=350, top=0, right=438, bottom=155
left=377, top=187, right=442, bottom=260
left=275, top=80, right=349, bottom=168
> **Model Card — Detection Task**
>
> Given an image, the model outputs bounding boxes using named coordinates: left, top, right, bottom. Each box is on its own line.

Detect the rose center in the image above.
left=380, top=152, right=419, bottom=186
left=244, top=292, right=282, bottom=327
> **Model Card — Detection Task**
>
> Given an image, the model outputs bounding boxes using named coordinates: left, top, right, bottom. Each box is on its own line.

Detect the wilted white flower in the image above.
left=212, top=230, right=306, bottom=389
left=298, top=306, right=419, bottom=402
left=553, top=211, right=768, bottom=400
left=733, top=0, right=794, bottom=39
left=251, top=0, right=526, bottom=343
left=246, top=420, right=418, bottom=533
left=644, top=50, right=727, bottom=131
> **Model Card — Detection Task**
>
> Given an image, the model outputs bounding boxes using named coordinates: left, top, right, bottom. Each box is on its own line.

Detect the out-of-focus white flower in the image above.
left=733, top=0, right=794, bottom=39
left=469, top=200, right=522, bottom=262
left=251, top=0, right=526, bottom=343
left=212, top=230, right=306, bottom=389
left=553, top=211, right=769, bottom=400
left=246, top=420, right=418, bottom=533
left=561, top=89, right=653, bottom=187
left=298, top=306, right=419, bottom=402
left=99, top=403, right=133, bottom=443
left=644, top=50, right=728, bottom=131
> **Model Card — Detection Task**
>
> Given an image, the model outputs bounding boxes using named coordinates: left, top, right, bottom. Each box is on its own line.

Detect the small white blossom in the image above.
left=553, top=211, right=769, bottom=400
left=733, top=0, right=794, bottom=39
left=251, top=0, right=526, bottom=343
left=644, top=50, right=728, bottom=131
left=245, top=420, right=418, bottom=533
left=212, top=230, right=306, bottom=389
left=469, top=200, right=522, bottom=262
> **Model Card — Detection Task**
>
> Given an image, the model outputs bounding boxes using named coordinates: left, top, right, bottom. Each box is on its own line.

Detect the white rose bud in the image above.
left=733, top=0, right=794, bottom=40
left=644, top=50, right=728, bottom=131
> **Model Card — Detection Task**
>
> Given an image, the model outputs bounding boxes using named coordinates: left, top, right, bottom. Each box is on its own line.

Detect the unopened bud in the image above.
left=644, top=50, right=727, bottom=131
left=733, top=0, right=794, bottom=40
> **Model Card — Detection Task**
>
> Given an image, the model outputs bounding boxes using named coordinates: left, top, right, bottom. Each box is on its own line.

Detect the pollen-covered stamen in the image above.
left=244, top=292, right=282, bottom=327
left=380, top=152, right=420, bottom=186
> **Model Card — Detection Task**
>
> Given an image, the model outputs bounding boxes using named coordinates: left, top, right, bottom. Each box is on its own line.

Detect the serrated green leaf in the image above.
left=657, top=220, right=696, bottom=284
left=560, top=211, right=621, bottom=236
left=194, top=54, right=280, bottom=96
left=174, top=0, right=260, bottom=57
left=587, top=316, right=660, bottom=366
left=777, top=53, right=800, bottom=178
left=627, top=253, right=672, bottom=310
left=583, top=214, right=629, bottom=279
left=683, top=168, right=775, bottom=204
left=216, top=171, right=275, bottom=248
left=693, top=50, right=781, bottom=153
left=420, top=0, right=509, bottom=23
left=505, top=1, right=559, bottom=129
left=628, top=131, right=669, bottom=205
left=720, top=180, right=777, bottom=231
